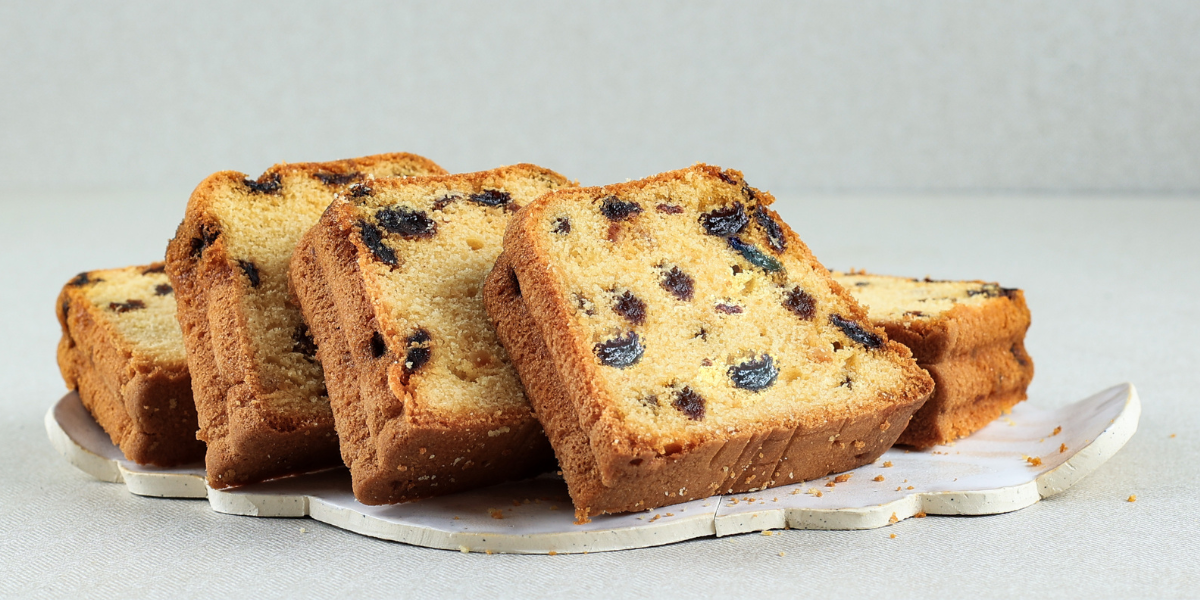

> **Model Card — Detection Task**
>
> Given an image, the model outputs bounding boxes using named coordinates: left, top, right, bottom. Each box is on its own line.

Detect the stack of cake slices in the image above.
left=54, top=156, right=1034, bottom=518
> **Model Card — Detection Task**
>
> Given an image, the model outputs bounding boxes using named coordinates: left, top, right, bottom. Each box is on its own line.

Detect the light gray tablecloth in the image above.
left=2, top=191, right=1196, bottom=598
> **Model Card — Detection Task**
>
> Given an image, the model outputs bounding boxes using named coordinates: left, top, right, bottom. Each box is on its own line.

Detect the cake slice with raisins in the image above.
left=484, top=164, right=934, bottom=518
left=832, top=271, right=1034, bottom=448
left=165, top=153, right=446, bottom=488
left=289, top=164, right=571, bottom=504
left=56, top=263, right=204, bottom=466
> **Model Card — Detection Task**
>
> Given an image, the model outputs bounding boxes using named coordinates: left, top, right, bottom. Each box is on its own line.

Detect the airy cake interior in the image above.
left=527, top=167, right=921, bottom=451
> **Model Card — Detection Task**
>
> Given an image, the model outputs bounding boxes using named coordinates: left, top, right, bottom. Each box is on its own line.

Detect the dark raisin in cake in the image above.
left=484, top=164, right=934, bottom=519
left=289, top=164, right=572, bottom=504
left=832, top=271, right=1034, bottom=448
left=165, top=153, right=447, bottom=488
left=56, top=263, right=204, bottom=466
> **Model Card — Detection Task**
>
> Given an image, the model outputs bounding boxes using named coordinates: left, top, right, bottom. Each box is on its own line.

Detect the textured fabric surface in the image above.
left=1, top=192, right=1197, bottom=598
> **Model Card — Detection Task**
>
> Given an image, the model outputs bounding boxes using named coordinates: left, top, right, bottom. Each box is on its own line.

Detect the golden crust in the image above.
left=165, top=153, right=447, bottom=487
left=55, top=264, right=203, bottom=466
left=289, top=165, right=566, bottom=504
left=488, top=164, right=934, bottom=518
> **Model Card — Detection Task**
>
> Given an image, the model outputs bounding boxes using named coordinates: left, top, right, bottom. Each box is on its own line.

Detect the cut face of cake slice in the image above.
left=832, top=271, right=1034, bottom=447
left=56, top=263, right=203, bottom=466
left=165, top=153, right=447, bottom=488
left=290, top=164, right=571, bottom=504
left=485, top=164, right=934, bottom=518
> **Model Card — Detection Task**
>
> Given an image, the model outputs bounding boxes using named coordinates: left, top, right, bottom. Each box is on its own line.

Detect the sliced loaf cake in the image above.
left=484, top=164, right=934, bottom=519
left=165, top=153, right=446, bottom=487
left=832, top=271, right=1034, bottom=447
left=290, top=164, right=570, bottom=504
left=56, top=263, right=204, bottom=466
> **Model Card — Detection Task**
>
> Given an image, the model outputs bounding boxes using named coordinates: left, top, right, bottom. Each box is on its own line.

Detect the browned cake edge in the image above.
left=165, top=153, right=445, bottom=487
left=290, top=167, right=562, bottom=505
left=886, top=290, right=1035, bottom=447
left=55, top=265, right=204, bottom=466
left=490, top=165, right=934, bottom=518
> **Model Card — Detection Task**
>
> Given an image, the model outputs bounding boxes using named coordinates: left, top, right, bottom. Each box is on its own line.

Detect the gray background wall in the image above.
left=2, top=0, right=1198, bottom=196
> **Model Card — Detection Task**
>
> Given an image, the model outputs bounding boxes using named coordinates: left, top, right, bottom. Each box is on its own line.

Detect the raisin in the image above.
left=109, top=299, right=146, bottom=313
left=830, top=314, right=883, bottom=349
left=190, top=223, right=221, bottom=258
left=656, top=203, right=684, bottom=214
left=968, top=283, right=1019, bottom=299
left=612, top=291, right=647, bottom=325
left=470, top=189, right=512, bottom=207
left=717, top=171, right=739, bottom=185
left=606, top=222, right=622, bottom=242
left=61, top=299, right=69, bottom=321
left=432, top=194, right=461, bottom=211
left=700, top=203, right=748, bottom=236
left=600, top=196, right=643, bottom=221
left=154, top=284, right=173, bottom=296
left=370, top=331, right=388, bottom=358
left=640, top=395, right=659, bottom=408
left=654, top=267, right=691, bottom=302
left=244, top=173, right=281, bottom=194
left=715, top=303, right=743, bottom=314
left=347, top=183, right=373, bottom=198
left=903, top=310, right=926, bottom=318
left=238, top=260, right=260, bottom=288
left=672, top=386, right=706, bottom=420
left=68, top=272, right=96, bottom=287
left=753, top=207, right=786, bottom=253
left=839, top=376, right=853, bottom=389
left=695, top=328, right=708, bottom=340
left=728, top=354, right=779, bottom=392
left=783, top=287, right=816, bottom=320
left=142, top=264, right=166, bottom=275
left=293, top=325, right=318, bottom=358
left=358, top=220, right=396, bottom=266
left=403, top=329, right=432, bottom=374
left=594, top=331, right=644, bottom=368
left=741, top=184, right=757, bottom=201
left=552, top=217, right=571, bottom=234
left=376, top=206, right=436, bottom=239
left=727, top=236, right=782, bottom=272
left=854, top=281, right=870, bottom=287
left=314, top=171, right=361, bottom=186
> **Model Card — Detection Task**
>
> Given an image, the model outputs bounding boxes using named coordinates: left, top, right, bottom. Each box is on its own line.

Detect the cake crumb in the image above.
left=888, top=512, right=898, bottom=524
left=889, top=533, right=896, bottom=539
left=816, top=491, right=823, bottom=497
left=907, top=486, right=914, bottom=490
left=762, top=530, right=773, bottom=536
left=665, top=513, right=674, bottom=517
left=896, top=486, right=902, bottom=492
left=299, top=527, right=307, bottom=533
left=778, top=551, right=787, bottom=557
left=834, top=474, right=852, bottom=483
left=1127, top=494, right=1137, bottom=502
left=1170, top=433, right=1176, bottom=438
left=882, top=461, right=893, bottom=468
left=1052, top=426, right=1062, bottom=436
left=458, top=545, right=470, bottom=553
left=486, top=549, right=494, bottom=555
left=873, top=475, right=885, bottom=482
left=1059, top=443, right=1068, bottom=454
left=548, top=551, right=558, bottom=556
left=1025, top=455, right=1043, bottom=467
left=488, top=508, right=504, bottom=520
left=512, top=499, right=522, bottom=507
left=825, top=481, right=836, bottom=488
left=914, top=511, right=927, bottom=518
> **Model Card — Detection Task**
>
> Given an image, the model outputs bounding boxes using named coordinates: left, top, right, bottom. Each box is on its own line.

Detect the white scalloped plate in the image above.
left=46, top=383, right=1139, bottom=554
